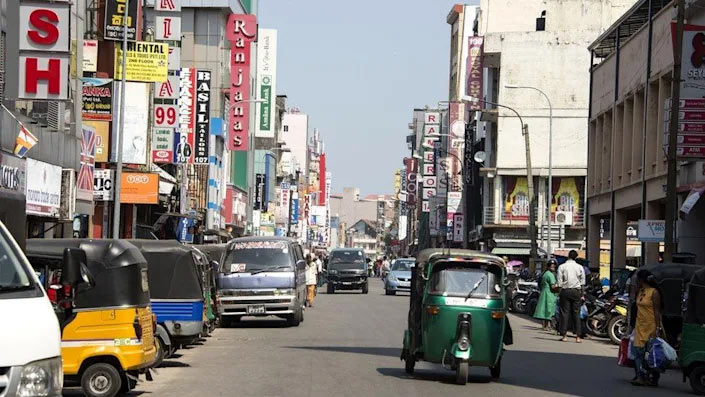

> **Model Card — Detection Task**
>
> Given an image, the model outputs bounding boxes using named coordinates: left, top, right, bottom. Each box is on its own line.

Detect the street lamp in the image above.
left=505, top=85, right=553, bottom=256
left=461, top=95, right=539, bottom=271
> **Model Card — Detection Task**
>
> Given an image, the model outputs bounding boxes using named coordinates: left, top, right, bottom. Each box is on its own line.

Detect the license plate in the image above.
left=399, top=282, right=410, bottom=287
left=342, top=282, right=352, bottom=285
left=247, top=305, right=266, bottom=315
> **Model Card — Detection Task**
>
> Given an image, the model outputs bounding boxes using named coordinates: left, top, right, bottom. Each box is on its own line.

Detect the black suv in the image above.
left=326, top=248, right=368, bottom=294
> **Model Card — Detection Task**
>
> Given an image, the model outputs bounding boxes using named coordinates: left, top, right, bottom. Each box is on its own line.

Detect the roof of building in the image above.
left=589, top=0, right=670, bottom=58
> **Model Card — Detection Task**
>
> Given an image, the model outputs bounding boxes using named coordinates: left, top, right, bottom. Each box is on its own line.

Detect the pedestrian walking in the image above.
left=557, top=250, right=586, bottom=343
left=381, top=256, right=391, bottom=280
left=631, top=270, right=664, bottom=387
left=305, top=254, right=317, bottom=307
left=534, top=259, right=559, bottom=330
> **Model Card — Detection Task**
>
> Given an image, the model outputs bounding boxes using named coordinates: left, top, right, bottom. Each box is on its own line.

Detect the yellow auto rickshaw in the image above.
left=27, top=239, right=157, bottom=397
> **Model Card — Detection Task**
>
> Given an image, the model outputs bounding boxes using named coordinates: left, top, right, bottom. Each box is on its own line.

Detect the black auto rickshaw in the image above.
left=128, top=240, right=206, bottom=367
left=193, top=243, right=228, bottom=325
left=26, top=239, right=157, bottom=397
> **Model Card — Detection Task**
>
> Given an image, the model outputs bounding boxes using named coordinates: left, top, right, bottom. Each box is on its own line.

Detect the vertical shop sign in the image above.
left=255, top=29, right=277, bottom=138
left=466, top=36, right=484, bottom=111
left=226, top=14, right=257, bottom=151
left=194, top=70, right=211, bottom=164
left=104, top=0, right=137, bottom=41
left=177, top=67, right=196, bottom=163
left=15, top=2, right=71, bottom=100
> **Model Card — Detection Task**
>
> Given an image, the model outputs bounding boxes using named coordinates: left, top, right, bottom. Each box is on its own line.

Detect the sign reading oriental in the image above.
left=226, top=14, right=257, bottom=151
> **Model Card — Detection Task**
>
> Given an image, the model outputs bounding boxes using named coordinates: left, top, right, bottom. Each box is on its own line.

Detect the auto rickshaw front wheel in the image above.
left=490, top=357, right=501, bottom=379
left=403, top=350, right=415, bottom=374
left=81, top=362, right=122, bottom=397
left=689, top=364, right=705, bottom=395
left=456, top=361, right=468, bottom=385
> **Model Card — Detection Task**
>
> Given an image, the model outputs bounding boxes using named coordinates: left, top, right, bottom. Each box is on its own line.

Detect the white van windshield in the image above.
left=0, top=228, right=32, bottom=292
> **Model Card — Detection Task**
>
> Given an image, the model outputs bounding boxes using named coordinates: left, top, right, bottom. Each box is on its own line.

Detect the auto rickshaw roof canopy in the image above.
left=26, top=238, right=151, bottom=310
left=416, top=249, right=505, bottom=267
left=128, top=240, right=204, bottom=301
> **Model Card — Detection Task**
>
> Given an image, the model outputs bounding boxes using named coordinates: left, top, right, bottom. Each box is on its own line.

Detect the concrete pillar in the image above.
left=613, top=209, right=628, bottom=270
left=644, top=201, right=661, bottom=265
left=588, top=214, right=601, bottom=270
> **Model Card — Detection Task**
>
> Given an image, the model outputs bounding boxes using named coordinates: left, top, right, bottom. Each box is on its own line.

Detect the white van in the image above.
left=0, top=220, right=62, bottom=397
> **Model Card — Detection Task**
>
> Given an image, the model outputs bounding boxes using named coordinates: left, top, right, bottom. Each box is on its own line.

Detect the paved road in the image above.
left=70, top=279, right=690, bottom=396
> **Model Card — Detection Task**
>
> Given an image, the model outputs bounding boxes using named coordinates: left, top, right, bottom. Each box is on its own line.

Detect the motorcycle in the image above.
left=511, top=281, right=539, bottom=315
left=606, top=296, right=629, bottom=344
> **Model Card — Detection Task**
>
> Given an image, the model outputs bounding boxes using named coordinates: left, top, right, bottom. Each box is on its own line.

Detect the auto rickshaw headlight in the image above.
left=491, top=311, right=506, bottom=319
left=458, top=337, right=470, bottom=351
left=17, top=356, right=63, bottom=397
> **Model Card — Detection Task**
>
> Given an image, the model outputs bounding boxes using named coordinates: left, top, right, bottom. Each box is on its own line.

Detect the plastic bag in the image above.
left=618, top=336, right=634, bottom=367
left=580, top=304, right=588, bottom=319
left=627, top=333, right=636, bottom=361
left=647, top=337, right=676, bottom=370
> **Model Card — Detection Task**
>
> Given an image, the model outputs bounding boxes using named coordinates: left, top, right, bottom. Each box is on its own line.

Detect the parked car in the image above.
left=385, top=258, right=414, bottom=295
left=326, top=248, right=368, bottom=294
left=0, top=220, right=63, bottom=397
left=216, top=237, right=307, bottom=327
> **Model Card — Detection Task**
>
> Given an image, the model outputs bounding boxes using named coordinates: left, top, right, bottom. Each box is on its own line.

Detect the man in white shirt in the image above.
left=557, top=250, right=586, bottom=342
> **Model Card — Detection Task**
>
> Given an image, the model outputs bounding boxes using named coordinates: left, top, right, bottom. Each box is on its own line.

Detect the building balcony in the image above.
left=482, top=207, right=585, bottom=227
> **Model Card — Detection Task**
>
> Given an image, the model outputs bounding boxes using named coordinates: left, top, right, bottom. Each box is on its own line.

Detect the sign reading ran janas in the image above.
left=226, top=14, right=257, bottom=151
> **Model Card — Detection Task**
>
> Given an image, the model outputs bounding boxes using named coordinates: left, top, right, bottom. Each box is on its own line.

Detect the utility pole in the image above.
left=112, top=0, right=130, bottom=238
left=523, top=124, right=539, bottom=273
left=665, top=0, right=685, bottom=262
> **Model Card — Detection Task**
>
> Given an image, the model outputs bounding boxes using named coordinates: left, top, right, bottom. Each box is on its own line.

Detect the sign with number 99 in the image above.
left=154, top=104, right=178, bottom=128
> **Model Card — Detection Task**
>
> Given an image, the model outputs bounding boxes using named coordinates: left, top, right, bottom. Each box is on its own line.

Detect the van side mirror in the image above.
left=61, top=248, right=94, bottom=288
left=211, top=260, right=220, bottom=272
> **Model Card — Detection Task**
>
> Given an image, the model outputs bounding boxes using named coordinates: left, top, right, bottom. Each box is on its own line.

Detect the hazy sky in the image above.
left=259, top=0, right=476, bottom=196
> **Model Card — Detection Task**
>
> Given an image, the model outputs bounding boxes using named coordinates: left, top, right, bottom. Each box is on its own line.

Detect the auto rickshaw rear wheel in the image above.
left=153, top=337, right=166, bottom=368
left=490, top=357, right=501, bottom=379
left=403, top=350, right=415, bottom=374
left=81, top=363, right=122, bottom=397
left=456, top=361, right=468, bottom=385
left=689, top=364, right=705, bottom=395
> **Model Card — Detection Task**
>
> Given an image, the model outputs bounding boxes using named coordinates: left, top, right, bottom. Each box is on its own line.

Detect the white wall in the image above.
left=478, top=0, right=635, bottom=173
left=281, top=113, right=309, bottom=173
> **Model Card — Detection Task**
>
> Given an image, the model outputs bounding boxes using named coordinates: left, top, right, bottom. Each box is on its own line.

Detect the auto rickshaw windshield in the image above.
left=429, top=265, right=501, bottom=298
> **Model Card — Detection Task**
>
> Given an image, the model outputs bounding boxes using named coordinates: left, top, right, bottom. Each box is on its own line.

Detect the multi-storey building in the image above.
left=587, top=0, right=705, bottom=271
left=468, top=0, right=633, bottom=260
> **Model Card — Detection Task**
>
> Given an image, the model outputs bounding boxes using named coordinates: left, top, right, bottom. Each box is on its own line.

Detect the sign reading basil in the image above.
left=195, top=70, right=211, bottom=164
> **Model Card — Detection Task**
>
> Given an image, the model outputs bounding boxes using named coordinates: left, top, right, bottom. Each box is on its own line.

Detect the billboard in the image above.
left=76, top=125, right=96, bottom=202
left=226, top=14, right=257, bottom=151
left=112, top=82, right=149, bottom=165
left=114, top=42, right=169, bottom=83
left=120, top=173, right=159, bottom=204
left=104, top=0, right=137, bottom=41
left=93, top=169, right=113, bottom=201
left=26, top=159, right=61, bottom=217
left=255, top=29, right=277, bottom=138
left=151, top=128, right=174, bottom=164
left=82, top=78, right=113, bottom=121
left=15, top=2, right=71, bottom=100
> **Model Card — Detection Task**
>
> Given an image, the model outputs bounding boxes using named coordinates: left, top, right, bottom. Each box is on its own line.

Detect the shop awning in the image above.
left=491, top=247, right=530, bottom=256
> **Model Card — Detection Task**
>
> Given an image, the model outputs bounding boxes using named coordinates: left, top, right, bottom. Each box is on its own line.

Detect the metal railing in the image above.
left=482, top=207, right=585, bottom=226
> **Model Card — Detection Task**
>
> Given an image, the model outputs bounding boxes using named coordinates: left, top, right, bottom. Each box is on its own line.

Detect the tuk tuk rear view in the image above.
left=402, top=249, right=512, bottom=385
left=27, top=239, right=157, bottom=397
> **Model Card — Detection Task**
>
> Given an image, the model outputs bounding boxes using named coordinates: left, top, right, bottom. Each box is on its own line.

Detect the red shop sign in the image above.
left=226, top=14, right=257, bottom=151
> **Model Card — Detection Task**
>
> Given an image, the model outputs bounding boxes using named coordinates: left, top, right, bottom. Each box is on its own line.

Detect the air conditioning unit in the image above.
left=555, top=211, right=573, bottom=226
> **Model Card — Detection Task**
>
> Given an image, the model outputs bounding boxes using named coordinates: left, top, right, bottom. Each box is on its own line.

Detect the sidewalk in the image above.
left=506, top=314, right=690, bottom=396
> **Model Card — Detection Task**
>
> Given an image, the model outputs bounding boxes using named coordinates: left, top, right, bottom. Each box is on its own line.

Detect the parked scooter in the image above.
left=511, top=280, right=539, bottom=315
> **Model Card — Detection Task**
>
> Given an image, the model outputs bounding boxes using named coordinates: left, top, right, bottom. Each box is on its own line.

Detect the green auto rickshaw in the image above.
left=680, top=265, right=705, bottom=394
left=402, top=249, right=513, bottom=384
